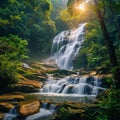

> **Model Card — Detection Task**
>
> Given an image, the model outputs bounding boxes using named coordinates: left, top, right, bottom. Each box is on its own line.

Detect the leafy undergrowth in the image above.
left=96, top=89, right=120, bottom=120
left=56, top=90, right=120, bottom=120
left=56, top=101, right=99, bottom=120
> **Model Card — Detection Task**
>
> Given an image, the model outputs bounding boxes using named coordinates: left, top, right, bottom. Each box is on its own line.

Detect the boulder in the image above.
left=13, top=79, right=43, bottom=93
left=86, top=76, right=94, bottom=85
left=14, top=85, right=39, bottom=93
left=19, top=101, right=40, bottom=117
left=0, top=102, right=14, bottom=112
left=0, top=94, right=25, bottom=102
left=18, top=79, right=43, bottom=88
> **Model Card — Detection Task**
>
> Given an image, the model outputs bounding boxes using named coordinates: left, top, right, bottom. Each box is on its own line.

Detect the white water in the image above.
left=51, top=23, right=86, bottom=70
left=4, top=107, right=18, bottom=120
left=40, top=75, right=105, bottom=97
left=4, top=103, right=56, bottom=120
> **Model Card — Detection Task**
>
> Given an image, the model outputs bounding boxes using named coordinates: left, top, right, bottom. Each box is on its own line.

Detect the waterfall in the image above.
left=40, top=75, right=105, bottom=96
left=51, top=23, right=86, bottom=70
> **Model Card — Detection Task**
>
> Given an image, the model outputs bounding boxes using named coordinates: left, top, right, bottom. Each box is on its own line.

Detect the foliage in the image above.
left=50, top=0, right=69, bottom=32
left=97, top=90, right=120, bottom=120
left=29, top=21, right=55, bottom=56
left=74, top=21, right=109, bottom=69
left=0, top=35, right=28, bottom=89
left=0, top=0, right=55, bottom=57
left=57, top=107, right=70, bottom=120
left=67, top=0, right=120, bottom=70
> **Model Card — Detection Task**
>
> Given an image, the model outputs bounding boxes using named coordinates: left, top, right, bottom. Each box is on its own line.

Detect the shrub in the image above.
left=0, top=35, right=28, bottom=90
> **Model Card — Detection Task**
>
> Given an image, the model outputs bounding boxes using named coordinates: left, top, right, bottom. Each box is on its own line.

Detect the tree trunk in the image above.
left=94, top=0, right=120, bottom=89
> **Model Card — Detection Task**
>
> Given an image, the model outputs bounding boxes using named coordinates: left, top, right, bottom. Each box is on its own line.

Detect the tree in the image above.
left=0, top=35, right=28, bottom=90
left=0, top=0, right=56, bottom=57
left=93, top=0, right=120, bottom=89
left=67, top=0, right=120, bottom=89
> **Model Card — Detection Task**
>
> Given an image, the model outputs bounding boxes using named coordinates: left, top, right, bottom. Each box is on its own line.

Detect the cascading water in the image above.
left=40, top=75, right=105, bottom=97
left=25, top=103, right=56, bottom=120
left=4, top=107, right=18, bottom=120
left=41, top=22, right=106, bottom=99
left=51, top=23, right=86, bottom=70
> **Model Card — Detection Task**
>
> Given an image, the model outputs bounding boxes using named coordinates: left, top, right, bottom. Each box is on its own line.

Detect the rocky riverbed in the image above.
left=0, top=61, right=111, bottom=120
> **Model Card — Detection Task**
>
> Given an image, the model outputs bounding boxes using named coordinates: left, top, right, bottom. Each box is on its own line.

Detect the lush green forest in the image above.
left=0, top=0, right=120, bottom=120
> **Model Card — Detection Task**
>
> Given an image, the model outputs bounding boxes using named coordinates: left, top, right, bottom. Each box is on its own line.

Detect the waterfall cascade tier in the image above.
left=40, top=75, right=106, bottom=96
left=51, top=23, right=86, bottom=70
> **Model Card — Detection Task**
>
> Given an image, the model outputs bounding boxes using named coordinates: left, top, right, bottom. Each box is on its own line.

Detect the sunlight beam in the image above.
left=78, top=4, right=85, bottom=10
left=75, top=3, right=85, bottom=11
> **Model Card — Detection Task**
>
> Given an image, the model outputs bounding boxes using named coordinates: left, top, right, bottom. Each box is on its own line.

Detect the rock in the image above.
left=14, top=85, right=39, bottom=93
left=97, top=89, right=111, bottom=100
left=86, top=76, right=94, bottom=85
left=18, top=79, right=43, bottom=88
left=41, top=99, right=52, bottom=104
left=19, top=101, right=40, bottom=117
left=0, top=94, right=25, bottom=102
left=99, top=78, right=110, bottom=88
left=90, top=71, right=97, bottom=75
left=0, top=113, right=4, bottom=120
left=37, top=76, right=46, bottom=81
left=0, top=102, right=14, bottom=112
left=56, top=101, right=99, bottom=120
left=13, top=78, right=43, bottom=93
left=25, top=109, right=56, bottom=120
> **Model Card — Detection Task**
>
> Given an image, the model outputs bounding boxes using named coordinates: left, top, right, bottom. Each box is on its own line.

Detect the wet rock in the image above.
left=0, top=102, right=14, bottom=112
left=13, top=79, right=43, bottom=93
left=96, top=67, right=110, bottom=74
left=90, top=71, right=97, bottom=75
left=18, top=79, right=43, bottom=88
left=41, top=100, right=53, bottom=109
left=48, top=69, right=76, bottom=77
left=25, top=109, right=56, bottom=120
left=14, top=85, right=39, bottom=93
left=41, top=99, right=52, bottom=105
left=0, top=94, right=25, bottom=102
left=98, top=78, right=110, bottom=88
left=86, top=76, right=94, bottom=85
left=19, top=101, right=40, bottom=117
left=36, top=76, right=46, bottom=81
left=84, top=85, right=92, bottom=94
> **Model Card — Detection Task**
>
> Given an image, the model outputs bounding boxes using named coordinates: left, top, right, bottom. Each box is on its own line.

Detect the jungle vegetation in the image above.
left=0, top=0, right=120, bottom=119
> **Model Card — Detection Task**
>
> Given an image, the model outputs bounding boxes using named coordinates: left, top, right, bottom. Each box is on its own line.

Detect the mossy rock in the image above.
left=56, top=101, right=99, bottom=120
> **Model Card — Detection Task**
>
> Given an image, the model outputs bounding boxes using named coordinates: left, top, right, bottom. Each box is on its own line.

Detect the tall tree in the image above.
left=93, top=0, right=120, bottom=89
left=67, top=0, right=120, bottom=89
left=0, top=0, right=55, bottom=56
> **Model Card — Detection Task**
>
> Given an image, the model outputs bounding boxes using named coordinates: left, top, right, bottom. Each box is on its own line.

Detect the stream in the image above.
left=4, top=22, right=106, bottom=120
left=4, top=103, right=56, bottom=120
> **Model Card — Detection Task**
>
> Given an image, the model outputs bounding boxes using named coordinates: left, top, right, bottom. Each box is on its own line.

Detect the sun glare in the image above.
left=78, top=4, right=85, bottom=10
left=75, top=3, right=85, bottom=11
